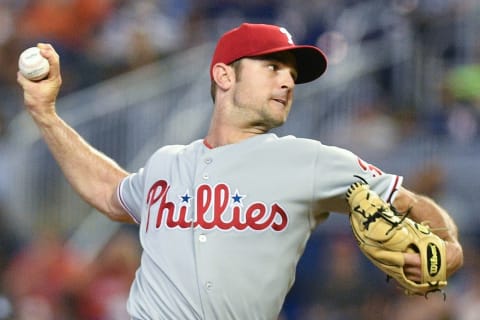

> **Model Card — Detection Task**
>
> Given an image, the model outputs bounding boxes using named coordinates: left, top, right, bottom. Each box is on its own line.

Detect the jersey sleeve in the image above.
left=117, top=168, right=145, bottom=224
left=313, top=143, right=403, bottom=213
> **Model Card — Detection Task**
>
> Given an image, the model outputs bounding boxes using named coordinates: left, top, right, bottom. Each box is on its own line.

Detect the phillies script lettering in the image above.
left=145, top=180, right=288, bottom=232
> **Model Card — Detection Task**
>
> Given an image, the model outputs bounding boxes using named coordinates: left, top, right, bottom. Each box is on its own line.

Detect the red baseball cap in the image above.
left=210, top=23, right=328, bottom=84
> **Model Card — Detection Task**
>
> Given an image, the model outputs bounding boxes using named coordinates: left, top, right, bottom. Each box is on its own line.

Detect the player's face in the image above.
left=230, top=52, right=297, bottom=130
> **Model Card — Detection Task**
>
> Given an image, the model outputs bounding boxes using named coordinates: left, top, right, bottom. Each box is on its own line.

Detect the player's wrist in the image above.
left=29, top=106, right=61, bottom=128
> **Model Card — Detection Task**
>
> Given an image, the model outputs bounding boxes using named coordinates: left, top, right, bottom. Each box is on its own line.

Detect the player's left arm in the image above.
left=393, top=187, right=464, bottom=277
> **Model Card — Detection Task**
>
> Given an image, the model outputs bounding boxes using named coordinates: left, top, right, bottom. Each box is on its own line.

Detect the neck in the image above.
left=204, top=124, right=267, bottom=148
left=204, top=108, right=269, bottom=148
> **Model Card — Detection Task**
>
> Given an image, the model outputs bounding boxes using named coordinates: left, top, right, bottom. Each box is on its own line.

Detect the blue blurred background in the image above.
left=0, top=0, right=479, bottom=319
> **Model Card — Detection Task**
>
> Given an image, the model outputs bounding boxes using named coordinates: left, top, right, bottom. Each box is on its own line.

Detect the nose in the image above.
left=280, top=69, right=295, bottom=90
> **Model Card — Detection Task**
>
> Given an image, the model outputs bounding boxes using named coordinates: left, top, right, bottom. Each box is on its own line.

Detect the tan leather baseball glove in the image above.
left=345, top=181, right=447, bottom=297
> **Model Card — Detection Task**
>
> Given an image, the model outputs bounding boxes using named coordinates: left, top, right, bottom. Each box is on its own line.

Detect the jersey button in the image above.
left=199, top=234, right=207, bottom=242
left=204, top=157, right=213, bottom=164
left=202, top=173, right=209, bottom=180
left=205, top=281, right=213, bottom=290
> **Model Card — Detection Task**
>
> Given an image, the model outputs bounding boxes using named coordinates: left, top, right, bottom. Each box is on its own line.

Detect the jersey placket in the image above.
left=193, top=153, right=216, bottom=318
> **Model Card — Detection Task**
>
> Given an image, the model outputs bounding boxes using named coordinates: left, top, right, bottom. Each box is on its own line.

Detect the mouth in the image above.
left=272, top=98, right=287, bottom=107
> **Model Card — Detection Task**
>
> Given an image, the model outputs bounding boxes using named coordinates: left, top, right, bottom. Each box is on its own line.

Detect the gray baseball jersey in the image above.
left=117, top=133, right=402, bottom=320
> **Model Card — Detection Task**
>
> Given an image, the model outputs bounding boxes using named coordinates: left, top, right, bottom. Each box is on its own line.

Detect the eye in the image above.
left=265, top=61, right=297, bottom=82
left=267, top=63, right=279, bottom=71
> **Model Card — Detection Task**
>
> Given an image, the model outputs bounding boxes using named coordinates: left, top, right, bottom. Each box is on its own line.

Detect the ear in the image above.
left=212, top=63, right=234, bottom=90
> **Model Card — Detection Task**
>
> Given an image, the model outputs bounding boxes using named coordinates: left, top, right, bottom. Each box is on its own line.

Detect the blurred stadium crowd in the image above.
left=0, top=0, right=480, bottom=319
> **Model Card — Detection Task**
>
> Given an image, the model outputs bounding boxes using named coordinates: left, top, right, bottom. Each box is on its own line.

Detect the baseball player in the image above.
left=18, top=23, right=463, bottom=320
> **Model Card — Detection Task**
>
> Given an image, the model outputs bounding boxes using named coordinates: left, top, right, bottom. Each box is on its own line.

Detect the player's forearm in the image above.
left=395, top=189, right=457, bottom=240
left=18, top=44, right=132, bottom=222
left=33, top=111, right=129, bottom=219
left=394, top=188, right=464, bottom=274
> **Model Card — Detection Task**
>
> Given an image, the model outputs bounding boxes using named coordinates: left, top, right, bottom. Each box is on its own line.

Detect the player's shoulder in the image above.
left=270, top=134, right=346, bottom=152
left=271, top=134, right=361, bottom=162
left=146, top=140, right=204, bottom=163
left=266, top=134, right=318, bottom=146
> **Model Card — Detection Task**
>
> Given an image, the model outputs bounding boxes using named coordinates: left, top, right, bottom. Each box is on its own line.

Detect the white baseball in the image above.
left=18, top=47, right=50, bottom=81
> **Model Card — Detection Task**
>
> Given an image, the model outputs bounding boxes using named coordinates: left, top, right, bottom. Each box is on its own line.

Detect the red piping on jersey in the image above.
left=117, top=181, right=140, bottom=224
left=387, top=175, right=401, bottom=203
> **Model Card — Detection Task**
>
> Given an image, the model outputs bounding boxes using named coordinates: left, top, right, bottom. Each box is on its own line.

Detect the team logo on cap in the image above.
left=280, top=27, right=294, bottom=44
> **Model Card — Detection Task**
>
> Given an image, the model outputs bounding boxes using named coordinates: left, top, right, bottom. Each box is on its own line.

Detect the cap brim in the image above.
left=289, top=46, right=328, bottom=84
left=246, top=45, right=327, bottom=84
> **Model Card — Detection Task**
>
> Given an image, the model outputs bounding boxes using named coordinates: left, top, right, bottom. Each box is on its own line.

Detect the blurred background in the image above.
left=0, top=0, right=479, bottom=319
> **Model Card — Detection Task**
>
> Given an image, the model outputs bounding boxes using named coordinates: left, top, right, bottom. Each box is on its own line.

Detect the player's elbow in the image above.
left=110, top=212, right=136, bottom=224
left=103, top=198, right=136, bottom=224
left=97, top=206, right=135, bottom=224
left=90, top=189, right=136, bottom=224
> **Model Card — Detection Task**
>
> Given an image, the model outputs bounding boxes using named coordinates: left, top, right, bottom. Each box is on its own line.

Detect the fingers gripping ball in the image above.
left=18, top=47, right=50, bottom=81
left=345, top=182, right=447, bottom=297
